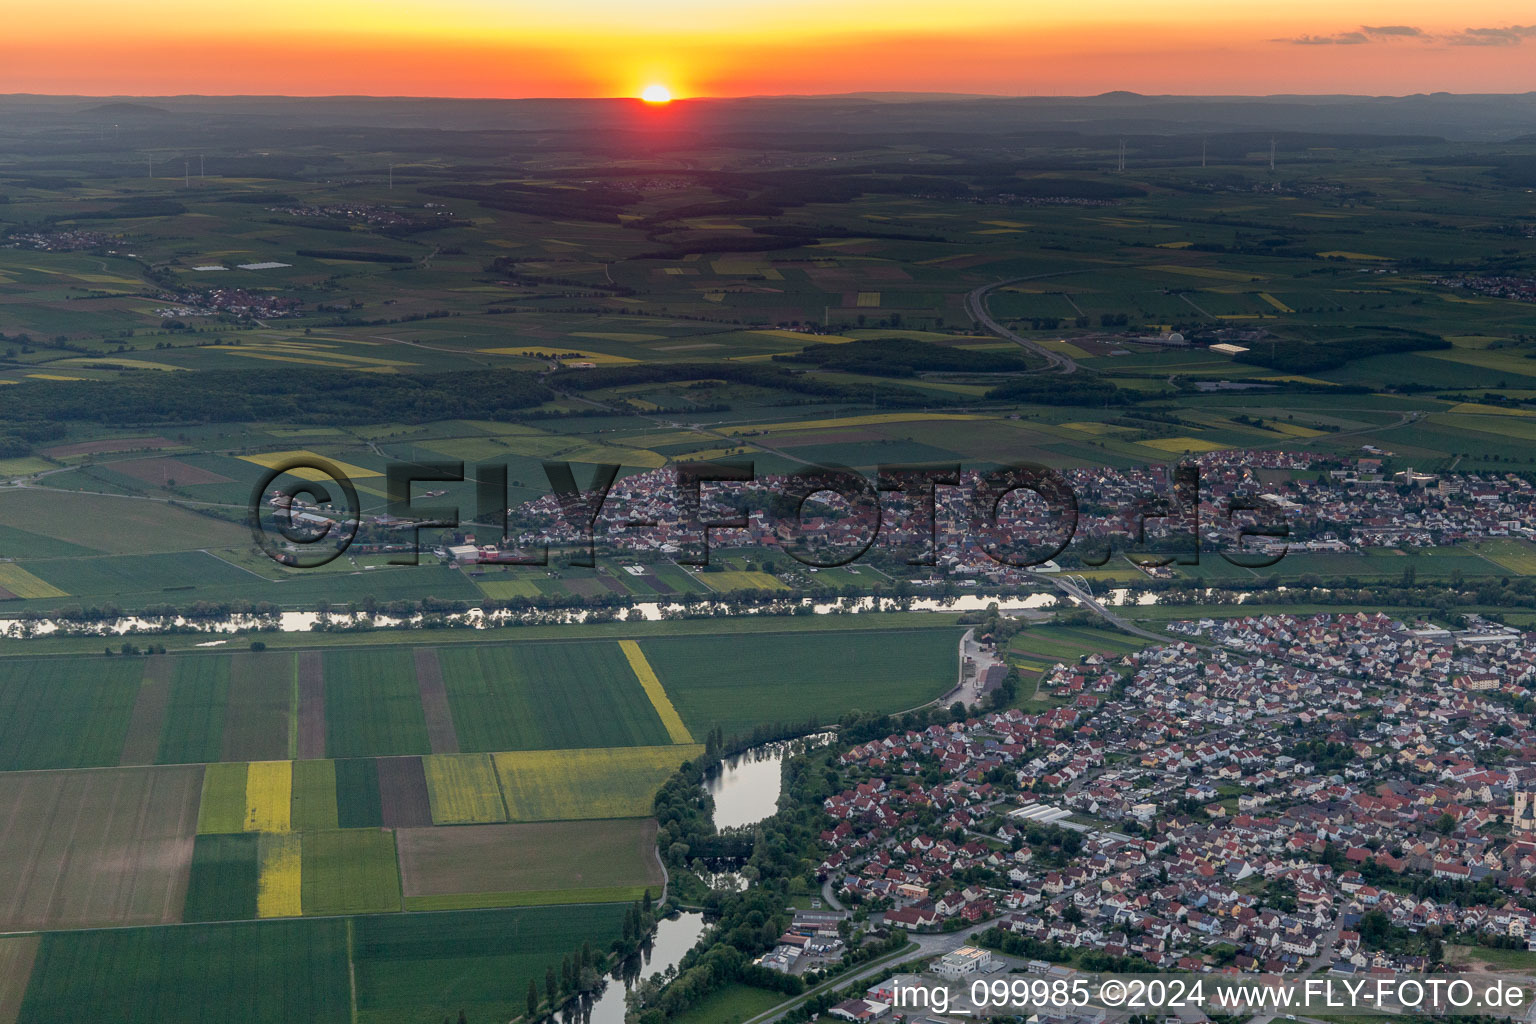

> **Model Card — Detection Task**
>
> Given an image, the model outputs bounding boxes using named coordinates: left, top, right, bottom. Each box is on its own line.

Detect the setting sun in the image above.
left=640, top=84, right=672, bottom=104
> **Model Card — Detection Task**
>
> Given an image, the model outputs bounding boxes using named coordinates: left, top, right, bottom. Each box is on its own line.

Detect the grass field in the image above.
left=353, top=904, right=628, bottom=1024
left=667, top=983, right=786, bottom=1024
left=156, top=656, right=230, bottom=765
left=396, top=818, right=661, bottom=906
left=18, top=919, right=351, bottom=1024
left=197, top=761, right=249, bottom=834
left=422, top=753, right=508, bottom=824
left=291, top=758, right=340, bottom=831
left=638, top=628, right=960, bottom=738
left=0, top=657, right=143, bottom=770
left=183, top=832, right=260, bottom=922
left=494, top=744, right=702, bottom=821
left=1472, top=539, right=1536, bottom=576
left=437, top=641, right=672, bottom=751
left=300, top=829, right=402, bottom=916
left=323, top=649, right=431, bottom=758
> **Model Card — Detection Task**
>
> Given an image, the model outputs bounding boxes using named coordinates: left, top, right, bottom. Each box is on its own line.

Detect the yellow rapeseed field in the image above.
left=256, top=833, right=302, bottom=918
left=244, top=761, right=292, bottom=833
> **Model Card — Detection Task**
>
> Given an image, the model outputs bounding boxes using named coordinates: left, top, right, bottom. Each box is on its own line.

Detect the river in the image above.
left=0, top=592, right=1067, bottom=639
left=571, top=910, right=706, bottom=1024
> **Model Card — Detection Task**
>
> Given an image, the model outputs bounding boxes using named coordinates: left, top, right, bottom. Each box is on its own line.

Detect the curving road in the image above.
left=965, top=275, right=1080, bottom=375
left=1033, top=572, right=1171, bottom=644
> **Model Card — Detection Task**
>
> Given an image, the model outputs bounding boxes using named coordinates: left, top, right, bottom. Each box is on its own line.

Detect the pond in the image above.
left=704, top=733, right=834, bottom=831
left=574, top=910, right=707, bottom=1024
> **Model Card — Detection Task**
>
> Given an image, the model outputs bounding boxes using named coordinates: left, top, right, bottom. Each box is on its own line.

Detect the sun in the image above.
left=640, top=85, right=672, bottom=104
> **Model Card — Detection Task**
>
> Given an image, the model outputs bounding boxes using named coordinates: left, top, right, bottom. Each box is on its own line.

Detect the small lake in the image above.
left=705, top=734, right=834, bottom=831
left=576, top=910, right=706, bottom=1024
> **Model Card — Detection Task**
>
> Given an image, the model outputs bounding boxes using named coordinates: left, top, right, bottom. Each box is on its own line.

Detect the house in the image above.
left=829, top=998, right=891, bottom=1022
left=931, top=946, right=998, bottom=979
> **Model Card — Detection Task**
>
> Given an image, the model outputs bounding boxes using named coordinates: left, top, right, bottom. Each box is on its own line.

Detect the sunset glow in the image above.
left=2, top=0, right=1536, bottom=95
left=641, top=85, right=672, bottom=104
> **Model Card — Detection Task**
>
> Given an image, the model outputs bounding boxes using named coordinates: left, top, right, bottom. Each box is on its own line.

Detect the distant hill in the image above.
left=0, top=91, right=1529, bottom=140
left=80, top=101, right=171, bottom=117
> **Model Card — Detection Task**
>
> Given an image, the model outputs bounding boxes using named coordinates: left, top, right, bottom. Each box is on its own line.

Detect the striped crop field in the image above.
left=423, top=753, right=507, bottom=824
left=617, top=640, right=694, bottom=744
left=243, top=761, right=292, bottom=833
left=494, top=744, right=701, bottom=822
left=300, top=830, right=401, bottom=916
left=290, top=759, right=339, bottom=832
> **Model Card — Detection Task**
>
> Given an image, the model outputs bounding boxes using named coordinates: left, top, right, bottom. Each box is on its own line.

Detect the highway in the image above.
left=964, top=275, right=1080, bottom=375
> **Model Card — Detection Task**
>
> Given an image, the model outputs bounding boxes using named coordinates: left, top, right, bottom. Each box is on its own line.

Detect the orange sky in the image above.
left=2, top=0, right=1535, bottom=96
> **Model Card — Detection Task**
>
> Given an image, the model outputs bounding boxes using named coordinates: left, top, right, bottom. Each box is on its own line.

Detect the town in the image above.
left=782, top=608, right=1536, bottom=1017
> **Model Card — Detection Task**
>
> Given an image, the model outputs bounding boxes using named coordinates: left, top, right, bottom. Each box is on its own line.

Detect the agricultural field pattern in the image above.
left=1, top=91, right=1536, bottom=1024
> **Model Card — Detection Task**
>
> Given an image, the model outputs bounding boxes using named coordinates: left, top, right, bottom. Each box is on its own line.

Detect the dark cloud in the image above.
left=1280, top=31, right=1369, bottom=44
left=1446, top=24, right=1536, bottom=44
left=1361, top=25, right=1424, bottom=36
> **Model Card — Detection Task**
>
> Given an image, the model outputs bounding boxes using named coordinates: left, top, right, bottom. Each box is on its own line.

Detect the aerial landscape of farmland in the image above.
left=1, top=81, right=1536, bottom=1024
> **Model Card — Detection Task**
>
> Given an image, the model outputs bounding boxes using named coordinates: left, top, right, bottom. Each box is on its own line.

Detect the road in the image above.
left=1245, top=919, right=1343, bottom=1024
left=739, top=921, right=998, bottom=1024
left=1033, top=572, right=1170, bottom=644
left=965, top=275, right=1080, bottom=374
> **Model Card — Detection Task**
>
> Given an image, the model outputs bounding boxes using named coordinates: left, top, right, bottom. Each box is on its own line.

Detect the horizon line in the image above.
left=6, top=88, right=1536, bottom=103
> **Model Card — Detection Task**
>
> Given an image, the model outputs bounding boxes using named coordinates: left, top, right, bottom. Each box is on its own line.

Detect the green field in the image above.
left=638, top=628, right=961, bottom=738
left=0, top=658, right=142, bottom=771
left=667, top=983, right=786, bottom=1024
left=437, top=641, right=672, bottom=751
left=156, top=656, right=231, bottom=765
left=323, top=649, right=431, bottom=758
left=1471, top=539, right=1536, bottom=576
left=18, top=919, right=351, bottom=1024
left=334, top=756, right=386, bottom=828
left=300, top=829, right=402, bottom=916
left=353, top=904, right=628, bottom=1024
left=291, top=758, right=341, bottom=831
left=0, top=490, right=247, bottom=556
left=396, top=819, right=661, bottom=907
left=183, top=833, right=260, bottom=922
left=197, top=761, right=250, bottom=834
